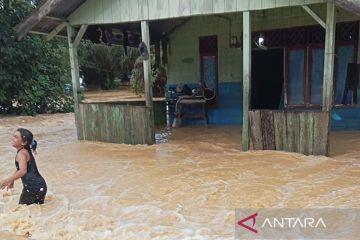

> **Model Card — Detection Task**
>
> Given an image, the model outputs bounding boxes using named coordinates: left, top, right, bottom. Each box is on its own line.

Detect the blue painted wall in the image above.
left=332, top=108, right=360, bottom=131
left=167, top=82, right=243, bottom=126
left=167, top=82, right=360, bottom=131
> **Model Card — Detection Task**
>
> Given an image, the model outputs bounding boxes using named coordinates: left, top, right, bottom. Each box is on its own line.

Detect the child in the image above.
left=0, top=128, right=47, bottom=205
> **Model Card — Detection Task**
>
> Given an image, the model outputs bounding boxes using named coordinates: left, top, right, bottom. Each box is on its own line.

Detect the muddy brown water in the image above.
left=0, top=113, right=359, bottom=239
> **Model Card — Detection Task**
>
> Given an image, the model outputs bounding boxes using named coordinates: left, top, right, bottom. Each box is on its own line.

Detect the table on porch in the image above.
left=177, top=96, right=208, bottom=126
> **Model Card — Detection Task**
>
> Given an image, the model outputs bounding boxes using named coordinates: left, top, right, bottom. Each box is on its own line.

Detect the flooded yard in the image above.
left=0, top=113, right=359, bottom=239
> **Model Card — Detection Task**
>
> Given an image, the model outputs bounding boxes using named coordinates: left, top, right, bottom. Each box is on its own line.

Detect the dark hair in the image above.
left=16, top=128, right=37, bottom=153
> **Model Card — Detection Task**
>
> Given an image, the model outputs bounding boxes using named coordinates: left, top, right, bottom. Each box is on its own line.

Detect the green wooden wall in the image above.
left=167, top=5, right=359, bottom=85
left=69, top=0, right=326, bottom=25
left=78, top=103, right=155, bottom=144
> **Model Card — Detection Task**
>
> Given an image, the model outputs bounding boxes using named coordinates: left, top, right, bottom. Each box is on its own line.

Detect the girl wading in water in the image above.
left=0, top=128, right=47, bottom=205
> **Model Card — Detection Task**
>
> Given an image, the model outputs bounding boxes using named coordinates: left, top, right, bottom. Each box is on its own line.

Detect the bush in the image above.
left=0, top=0, right=73, bottom=115
left=78, top=41, right=138, bottom=90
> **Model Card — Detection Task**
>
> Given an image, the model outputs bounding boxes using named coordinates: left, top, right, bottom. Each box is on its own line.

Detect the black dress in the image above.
left=15, top=148, right=47, bottom=205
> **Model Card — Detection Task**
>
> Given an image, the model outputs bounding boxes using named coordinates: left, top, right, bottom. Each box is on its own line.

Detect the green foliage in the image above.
left=130, top=57, right=145, bottom=95
left=78, top=41, right=139, bottom=90
left=0, top=0, right=72, bottom=115
left=130, top=56, right=167, bottom=97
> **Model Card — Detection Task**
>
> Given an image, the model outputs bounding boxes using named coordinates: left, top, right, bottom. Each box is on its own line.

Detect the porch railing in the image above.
left=78, top=103, right=155, bottom=145
left=249, top=110, right=330, bottom=156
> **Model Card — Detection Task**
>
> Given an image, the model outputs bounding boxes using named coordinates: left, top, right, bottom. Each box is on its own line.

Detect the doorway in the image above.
left=251, top=48, right=284, bottom=109
left=199, top=35, right=218, bottom=107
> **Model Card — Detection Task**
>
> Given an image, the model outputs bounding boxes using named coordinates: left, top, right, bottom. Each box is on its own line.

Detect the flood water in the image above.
left=0, top=113, right=359, bottom=239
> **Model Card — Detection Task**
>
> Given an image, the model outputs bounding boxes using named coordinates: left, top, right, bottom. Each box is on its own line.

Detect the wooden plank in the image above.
left=67, top=26, right=82, bottom=140
left=85, top=104, right=94, bottom=141
left=190, top=0, right=207, bottom=15
left=274, top=111, right=287, bottom=151
left=145, top=107, right=153, bottom=144
left=103, top=0, right=113, bottom=23
left=302, top=5, right=326, bottom=28
left=117, top=105, right=125, bottom=143
left=15, top=0, right=63, bottom=40
left=141, top=21, right=155, bottom=144
left=148, top=0, right=169, bottom=19
left=110, top=105, right=118, bottom=143
left=141, top=21, right=153, bottom=109
left=322, top=1, right=336, bottom=111
left=169, top=0, right=190, bottom=17
left=262, top=0, right=276, bottom=9
left=95, top=0, right=104, bottom=24
left=98, top=104, right=106, bottom=142
left=237, top=0, right=249, bottom=11
left=189, top=0, right=213, bottom=14
left=305, top=0, right=325, bottom=4
left=249, top=0, right=263, bottom=10
left=286, top=112, right=300, bottom=152
left=299, top=112, right=314, bottom=155
left=79, top=104, right=86, bottom=140
left=111, top=0, right=121, bottom=23
left=120, top=0, right=131, bottom=23
left=289, top=0, right=306, bottom=6
left=260, top=110, right=276, bottom=150
left=275, top=0, right=290, bottom=8
left=79, top=103, right=155, bottom=145
left=313, top=112, right=330, bottom=155
left=138, top=0, right=149, bottom=20
left=86, top=0, right=96, bottom=24
left=129, top=0, right=140, bottom=21
left=73, top=25, right=88, bottom=47
left=249, top=110, right=263, bottom=150
left=104, top=105, right=111, bottom=142
left=213, top=0, right=225, bottom=13
left=242, top=11, right=251, bottom=151
left=104, top=105, right=113, bottom=143
left=46, top=22, right=67, bottom=41
left=78, top=104, right=84, bottom=140
left=224, top=0, right=237, bottom=12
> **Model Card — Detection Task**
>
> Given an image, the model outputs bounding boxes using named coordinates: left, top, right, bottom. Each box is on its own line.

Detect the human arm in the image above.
left=0, top=152, right=28, bottom=190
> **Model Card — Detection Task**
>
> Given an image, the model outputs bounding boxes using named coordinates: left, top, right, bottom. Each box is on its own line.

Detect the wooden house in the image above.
left=15, top=0, right=360, bottom=155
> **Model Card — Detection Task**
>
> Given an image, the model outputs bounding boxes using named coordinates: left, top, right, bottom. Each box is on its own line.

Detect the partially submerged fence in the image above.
left=78, top=103, right=155, bottom=144
left=249, top=110, right=330, bottom=156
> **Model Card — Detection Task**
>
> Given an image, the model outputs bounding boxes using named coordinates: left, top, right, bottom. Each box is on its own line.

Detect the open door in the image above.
left=251, top=48, right=284, bottom=109
left=199, top=36, right=218, bottom=107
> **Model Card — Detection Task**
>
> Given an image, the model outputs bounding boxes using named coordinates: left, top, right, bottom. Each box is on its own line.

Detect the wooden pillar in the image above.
left=322, top=1, right=336, bottom=111
left=141, top=21, right=155, bottom=144
left=67, top=25, right=82, bottom=140
left=242, top=11, right=251, bottom=151
left=357, top=23, right=360, bottom=64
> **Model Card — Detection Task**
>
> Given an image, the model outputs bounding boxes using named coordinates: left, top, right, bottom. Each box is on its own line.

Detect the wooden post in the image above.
left=242, top=11, right=251, bottom=151
left=141, top=21, right=155, bottom=144
left=357, top=23, right=360, bottom=64
left=15, top=0, right=64, bottom=41
left=322, top=1, right=336, bottom=111
left=67, top=25, right=82, bottom=140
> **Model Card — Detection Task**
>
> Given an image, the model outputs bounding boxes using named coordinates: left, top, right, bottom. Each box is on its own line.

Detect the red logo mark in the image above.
left=237, top=213, right=258, bottom=233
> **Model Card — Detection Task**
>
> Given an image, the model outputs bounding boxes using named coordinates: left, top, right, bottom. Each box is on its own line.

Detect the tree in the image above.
left=0, top=0, right=72, bottom=115
left=78, top=41, right=139, bottom=90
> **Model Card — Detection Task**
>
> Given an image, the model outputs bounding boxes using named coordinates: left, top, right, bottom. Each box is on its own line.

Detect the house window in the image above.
left=310, top=48, right=325, bottom=105
left=335, top=45, right=355, bottom=105
left=287, top=49, right=306, bottom=105
left=253, top=21, right=358, bottom=108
